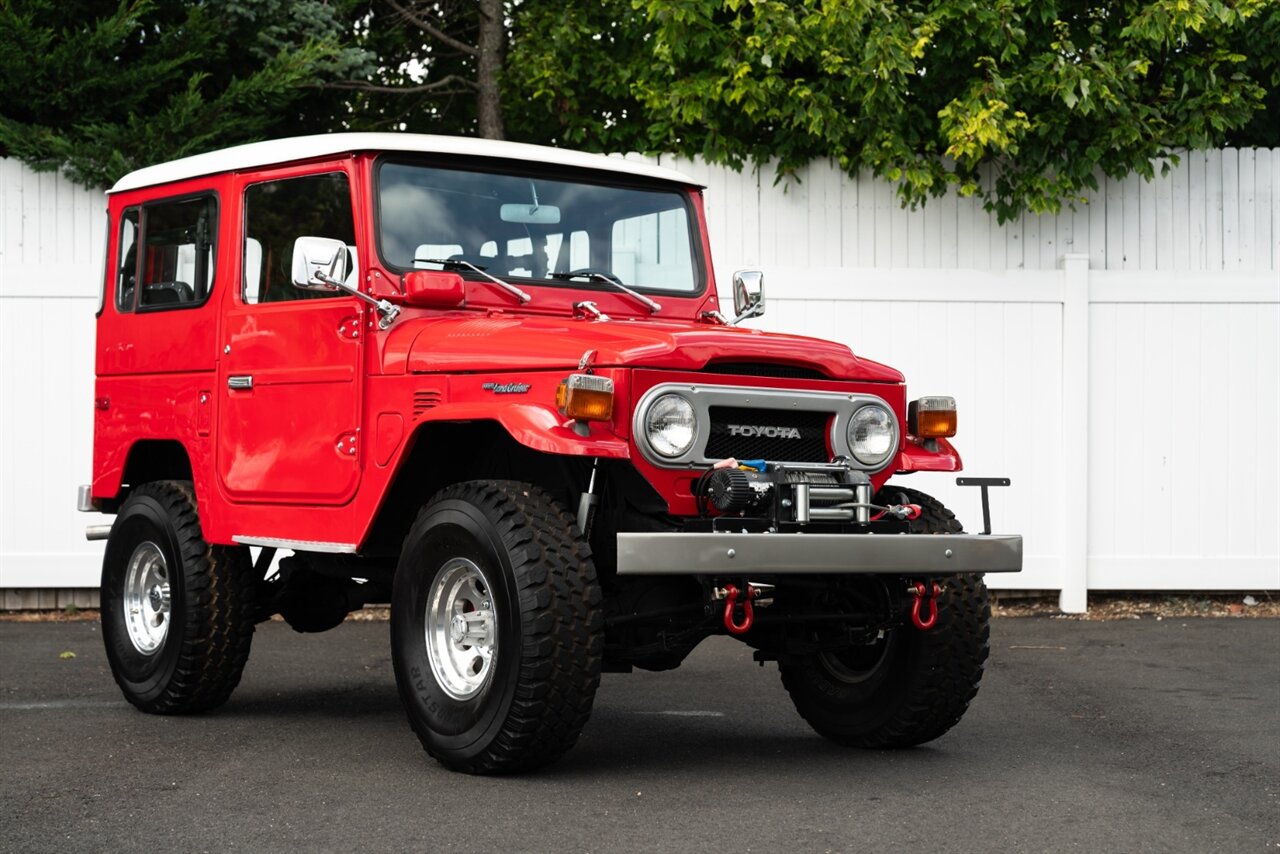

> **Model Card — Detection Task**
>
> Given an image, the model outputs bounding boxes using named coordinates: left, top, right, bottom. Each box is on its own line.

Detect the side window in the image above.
left=115, top=208, right=139, bottom=312
left=243, top=172, right=356, bottom=304
left=138, top=196, right=217, bottom=310
left=115, top=196, right=216, bottom=313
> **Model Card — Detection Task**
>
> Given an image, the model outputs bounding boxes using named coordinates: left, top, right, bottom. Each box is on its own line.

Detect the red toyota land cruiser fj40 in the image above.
left=80, top=133, right=1021, bottom=773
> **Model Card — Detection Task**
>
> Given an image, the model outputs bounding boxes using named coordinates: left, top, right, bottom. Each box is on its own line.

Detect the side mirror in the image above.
left=291, top=236, right=348, bottom=290
left=731, top=269, right=765, bottom=324
left=286, top=235, right=402, bottom=330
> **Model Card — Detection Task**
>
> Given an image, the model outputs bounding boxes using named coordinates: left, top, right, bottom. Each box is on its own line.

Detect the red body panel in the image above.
left=90, top=149, right=959, bottom=549
left=388, top=314, right=903, bottom=381
left=898, top=437, right=962, bottom=472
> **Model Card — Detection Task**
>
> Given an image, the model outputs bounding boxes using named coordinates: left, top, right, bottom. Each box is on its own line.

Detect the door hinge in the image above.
left=338, top=315, right=361, bottom=340
left=335, top=431, right=358, bottom=457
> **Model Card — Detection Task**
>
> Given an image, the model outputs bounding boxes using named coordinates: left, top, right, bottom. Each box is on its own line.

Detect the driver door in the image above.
left=216, top=164, right=364, bottom=504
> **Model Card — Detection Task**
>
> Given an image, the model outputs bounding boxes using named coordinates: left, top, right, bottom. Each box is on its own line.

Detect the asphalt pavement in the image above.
left=1, top=615, right=1276, bottom=853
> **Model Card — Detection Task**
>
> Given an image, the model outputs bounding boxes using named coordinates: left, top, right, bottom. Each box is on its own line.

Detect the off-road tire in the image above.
left=779, top=486, right=990, bottom=748
left=391, top=481, right=604, bottom=774
left=100, top=480, right=256, bottom=713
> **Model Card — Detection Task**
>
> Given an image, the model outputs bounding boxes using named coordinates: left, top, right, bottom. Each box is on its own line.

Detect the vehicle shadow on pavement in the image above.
left=547, top=707, right=954, bottom=780
left=226, top=683, right=402, bottom=720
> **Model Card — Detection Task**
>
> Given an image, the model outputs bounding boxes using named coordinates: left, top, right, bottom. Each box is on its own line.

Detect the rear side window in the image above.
left=243, top=172, right=356, bottom=304
left=115, top=208, right=139, bottom=312
left=115, top=194, right=218, bottom=313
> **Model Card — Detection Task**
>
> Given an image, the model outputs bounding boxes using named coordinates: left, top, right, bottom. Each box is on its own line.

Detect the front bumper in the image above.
left=616, top=532, right=1022, bottom=576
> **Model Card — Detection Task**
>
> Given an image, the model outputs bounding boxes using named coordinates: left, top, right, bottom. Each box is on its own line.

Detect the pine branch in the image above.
left=384, top=0, right=479, bottom=58
left=326, top=74, right=477, bottom=95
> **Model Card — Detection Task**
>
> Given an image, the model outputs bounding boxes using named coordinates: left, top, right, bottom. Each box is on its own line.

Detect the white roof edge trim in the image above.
left=109, top=133, right=703, bottom=194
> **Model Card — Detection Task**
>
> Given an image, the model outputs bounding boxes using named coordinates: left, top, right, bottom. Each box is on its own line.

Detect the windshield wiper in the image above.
left=550, top=270, right=661, bottom=314
left=420, top=258, right=531, bottom=304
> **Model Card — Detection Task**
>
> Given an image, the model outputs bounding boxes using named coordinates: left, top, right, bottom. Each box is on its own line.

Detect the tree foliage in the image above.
left=513, top=0, right=1275, bottom=221
left=504, top=1, right=651, bottom=152
left=335, top=0, right=507, bottom=138
left=1, top=0, right=1275, bottom=221
left=0, top=0, right=373, bottom=188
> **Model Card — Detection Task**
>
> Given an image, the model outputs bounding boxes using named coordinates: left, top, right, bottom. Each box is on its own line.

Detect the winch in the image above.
left=696, top=458, right=889, bottom=525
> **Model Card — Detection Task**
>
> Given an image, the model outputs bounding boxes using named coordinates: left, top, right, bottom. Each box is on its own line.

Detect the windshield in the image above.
left=377, top=161, right=700, bottom=294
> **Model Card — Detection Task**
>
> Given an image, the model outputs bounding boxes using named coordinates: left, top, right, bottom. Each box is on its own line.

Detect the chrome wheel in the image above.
left=122, top=541, right=170, bottom=655
left=425, top=558, right=497, bottom=700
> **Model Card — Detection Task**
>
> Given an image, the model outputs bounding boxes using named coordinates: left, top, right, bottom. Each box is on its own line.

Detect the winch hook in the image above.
left=723, top=583, right=757, bottom=635
left=909, top=580, right=942, bottom=631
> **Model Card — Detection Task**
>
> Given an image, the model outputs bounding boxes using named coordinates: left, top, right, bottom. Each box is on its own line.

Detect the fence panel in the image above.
left=2, top=150, right=1277, bottom=608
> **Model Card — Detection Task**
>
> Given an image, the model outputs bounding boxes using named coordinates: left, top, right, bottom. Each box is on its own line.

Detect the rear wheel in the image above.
left=100, top=481, right=255, bottom=713
left=779, top=487, right=990, bottom=747
left=391, top=481, right=603, bottom=773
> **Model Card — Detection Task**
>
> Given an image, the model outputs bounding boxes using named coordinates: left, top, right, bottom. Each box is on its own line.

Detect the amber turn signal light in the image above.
left=556, top=374, right=615, bottom=422
left=908, top=396, right=957, bottom=438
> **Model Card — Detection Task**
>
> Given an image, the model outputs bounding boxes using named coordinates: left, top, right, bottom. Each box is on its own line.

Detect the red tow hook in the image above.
left=723, top=583, right=757, bottom=635
left=909, top=580, right=941, bottom=630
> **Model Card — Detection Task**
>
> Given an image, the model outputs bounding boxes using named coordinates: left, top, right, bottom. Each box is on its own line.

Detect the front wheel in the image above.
left=391, top=481, right=603, bottom=774
left=779, top=487, right=991, bottom=747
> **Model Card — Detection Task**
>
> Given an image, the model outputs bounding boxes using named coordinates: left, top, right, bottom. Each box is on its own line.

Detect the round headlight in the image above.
left=848, top=405, right=896, bottom=467
left=645, top=394, right=697, bottom=458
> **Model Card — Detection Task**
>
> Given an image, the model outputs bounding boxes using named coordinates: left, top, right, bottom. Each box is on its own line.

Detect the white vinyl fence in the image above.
left=2, top=149, right=1277, bottom=610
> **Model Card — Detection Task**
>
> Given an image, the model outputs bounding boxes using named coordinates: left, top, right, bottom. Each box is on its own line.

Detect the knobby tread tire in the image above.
left=103, top=480, right=255, bottom=714
left=395, top=481, right=603, bottom=774
left=779, top=486, right=990, bottom=748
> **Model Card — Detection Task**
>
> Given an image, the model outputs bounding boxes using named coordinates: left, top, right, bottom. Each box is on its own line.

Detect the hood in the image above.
left=389, top=314, right=903, bottom=383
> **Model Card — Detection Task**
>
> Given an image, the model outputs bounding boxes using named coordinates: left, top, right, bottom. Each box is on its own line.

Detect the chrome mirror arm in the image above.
left=728, top=302, right=765, bottom=326
left=314, top=271, right=400, bottom=330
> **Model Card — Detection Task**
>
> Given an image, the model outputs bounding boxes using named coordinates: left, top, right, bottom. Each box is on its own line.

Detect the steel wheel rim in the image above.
left=425, top=557, right=497, bottom=700
left=123, top=541, right=171, bottom=655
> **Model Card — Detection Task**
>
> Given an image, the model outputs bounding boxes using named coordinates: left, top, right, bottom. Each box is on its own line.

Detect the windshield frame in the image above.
left=371, top=154, right=709, bottom=300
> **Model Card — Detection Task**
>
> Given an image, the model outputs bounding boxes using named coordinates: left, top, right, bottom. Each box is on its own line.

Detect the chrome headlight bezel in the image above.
left=846, top=403, right=898, bottom=468
left=642, top=393, right=698, bottom=459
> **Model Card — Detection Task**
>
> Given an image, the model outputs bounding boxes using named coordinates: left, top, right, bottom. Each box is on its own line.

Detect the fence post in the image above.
left=1059, top=254, right=1091, bottom=612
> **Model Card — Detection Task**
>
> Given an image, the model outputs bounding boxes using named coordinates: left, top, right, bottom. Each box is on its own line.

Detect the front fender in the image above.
left=896, top=436, right=962, bottom=473
left=417, top=402, right=631, bottom=458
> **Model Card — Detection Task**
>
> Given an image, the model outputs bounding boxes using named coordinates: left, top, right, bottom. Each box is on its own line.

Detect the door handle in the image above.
left=228, top=375, right=254, bottom=390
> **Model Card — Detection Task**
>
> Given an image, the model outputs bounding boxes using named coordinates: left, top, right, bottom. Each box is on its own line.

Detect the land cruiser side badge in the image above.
left=483, top=382, right=531, bottom=394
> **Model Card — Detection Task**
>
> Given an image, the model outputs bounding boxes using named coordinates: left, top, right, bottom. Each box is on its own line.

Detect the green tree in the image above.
left=514, top=0, right=1274, bottom=222
left=0, top=0, right=373, bottom=188
left=504, top=1, right=651, bottom=151
left=332, top=0, right=509, bottom=139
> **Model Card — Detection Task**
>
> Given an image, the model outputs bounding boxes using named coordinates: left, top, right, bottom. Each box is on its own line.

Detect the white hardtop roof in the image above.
left=109, top=132, right=702, bottom=194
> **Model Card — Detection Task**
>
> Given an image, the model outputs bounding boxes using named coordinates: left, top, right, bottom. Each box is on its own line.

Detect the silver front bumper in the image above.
left=616, top=532, right=1022, bottom=576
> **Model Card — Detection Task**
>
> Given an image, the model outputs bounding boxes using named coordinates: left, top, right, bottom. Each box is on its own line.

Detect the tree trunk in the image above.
left=475, top=0, right=505, bottom=139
